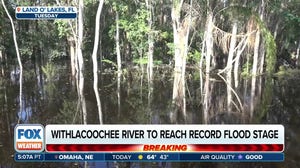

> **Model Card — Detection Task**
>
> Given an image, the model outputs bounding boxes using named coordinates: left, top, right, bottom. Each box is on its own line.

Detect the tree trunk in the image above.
left=273, top=20, right=280, bottom=40
left=258, top=0, right=265, bottom=74
left=252, top=30, right=260, bottom=77
left=146, top=0, right=154, bottom=83
left=146, top=0, right=154, bottom=123
left=68, top=36, right=76, bottom=78
left=250, top=30, right=260, bottom=117
left=200, top=32, right=206, bottom=94
left=2, top=0, right=23, bottom=123
left=296, top=39, right=300, bottom=67
left=205, top=11, right=213, bottom=73
left=203, top=73, right=210, bottom=124
left=91, top=0, right=104, bottom=124
left=0, top=50, right=4, bottom=76
left=77, top=0, right=87, bottom=124
left=226, top=21, right=237, bottom=111
left=117, top=71, right=121, bottom=116
left=171, top=0, right=191, bottom=119
left=116, top=11, right=122, bottom=73
left=226, top=22, right=237, bottom=70
left=234, top=36, right=248, bottom=88
left=159, top=0, right=164, bottom=25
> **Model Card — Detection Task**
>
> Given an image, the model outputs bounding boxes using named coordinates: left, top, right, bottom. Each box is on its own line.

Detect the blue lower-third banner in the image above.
left=16, top=13, right=76, bottom=19
left=15, top=152, right=284, bottom=162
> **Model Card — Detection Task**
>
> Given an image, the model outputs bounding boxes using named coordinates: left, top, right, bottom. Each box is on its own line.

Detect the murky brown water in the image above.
left=0, top=62, right=299, bottom=167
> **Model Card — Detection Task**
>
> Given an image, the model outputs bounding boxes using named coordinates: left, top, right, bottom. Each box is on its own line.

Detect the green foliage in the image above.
left=255, top=76, right=273, bottom=122
left=188, top=49, right=201, bottom=63
left=41, top=63, right=63, bottom=107
left=19, top=47, right=33, bottom=57
left=275, top=68, right=300, bottom=80
left=119, top=7, right=150, bottom=58
left=23, top=69, right=35, bottom=81
left=102, top=59, right=118, bottom=68
left=55, top=100, right=79, bottom=124
left=284, top=10, right=300, bottom=23
left=110, top=0, right=128, bottom=13
left=49, top=49, right=67, bottom=61
left=54, top=20, right=70, bottom=38
left=160, top=31, right=170, bottom=39
left=254, top=16, right=277, bottom=74
left=154, top=29, right=173, bottom=63
left=154, top=60, right=163, bottom=65
left=84, top=0, right=98, bottom=5
left=264, top=32, right=276, bottom=74
left=42, top=63, right=58, bottom=82
left=218, top=5, right=252, bottom=24
left=166, top=42, right=175, bottom=56
left=241, top=60, right=252, bottom=78
left=133, top=57, right=148, bottom=65
left=191, top=71, right=200, bottom=80
left=132, top=57, right=162, bottom=65
left=108, top=2, right=150, bottom=61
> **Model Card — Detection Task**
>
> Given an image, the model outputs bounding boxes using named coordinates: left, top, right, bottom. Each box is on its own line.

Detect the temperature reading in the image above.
left=146, top=154, right=157, bottom=160
left=160, top=154, right=169, bottom=160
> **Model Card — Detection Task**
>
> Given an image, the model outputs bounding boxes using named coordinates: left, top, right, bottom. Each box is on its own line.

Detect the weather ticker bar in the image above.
left=15, top=152, right=284, bottom=162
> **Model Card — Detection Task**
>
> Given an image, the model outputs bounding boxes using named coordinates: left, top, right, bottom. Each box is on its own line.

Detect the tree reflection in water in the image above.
left=0, top=65, right=300, bottom=168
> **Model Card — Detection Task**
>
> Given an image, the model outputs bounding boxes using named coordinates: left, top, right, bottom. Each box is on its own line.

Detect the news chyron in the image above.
left=15, top=6, right=77, bottom=20
left=14, top=124, right=284, bottom=162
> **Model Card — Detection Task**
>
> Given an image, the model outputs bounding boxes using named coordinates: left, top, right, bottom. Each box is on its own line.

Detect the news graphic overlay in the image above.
left=15, top=6, right=77, bottom=20
left=14, top=124, right=44, bottom=153
left=14, top=124, right=284, bottom=162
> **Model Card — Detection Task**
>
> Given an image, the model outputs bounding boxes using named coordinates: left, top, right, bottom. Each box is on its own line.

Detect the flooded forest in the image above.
left=1, top=0, right=300, bottom=167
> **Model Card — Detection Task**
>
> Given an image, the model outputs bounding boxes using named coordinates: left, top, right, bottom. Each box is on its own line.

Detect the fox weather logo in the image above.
left=14, top=124, right=44, bottom=153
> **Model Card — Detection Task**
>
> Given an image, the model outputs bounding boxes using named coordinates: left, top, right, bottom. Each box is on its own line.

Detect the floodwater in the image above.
left=0, top=61, right=299, bottom=168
